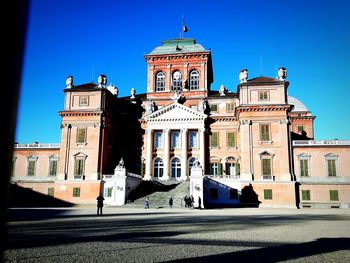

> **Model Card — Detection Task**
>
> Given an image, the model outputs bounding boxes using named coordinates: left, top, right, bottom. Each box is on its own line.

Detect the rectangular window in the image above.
left=79, top=96, right=89, bottom=106
left=260, top=124, right=270, bottom=141
left=171, top=131, right=180, bottom=149
left=104, top=187, right=113, bottom=198
left=210, top=163, right=222, bottom=176
left=189, top=131, right=198, bottom=148
left=301, top=190, right=311, bottom=201
left=210, top=188, right=218, bottom=199
left=73, top=187, right=81, bottom=197
left=154, top=132, right=163, bottom=148
left=259, top=91, right=269, bottom=101
left=210, top=104, right=218, bottom=112
left=230, top=188, right=238, bottom=199
left=297, top=125, right=304, bottom=132
left=76, top=127, right=87, bottom=144
left=226, top=102, right=235, bottom=112
left=49, top=159, right=58, bottom=176
left=329, top=190, right=339, bottom=201
left=299, top=159, right=309, bottom=177
left=74, top=159, right=85, bottom=176
left=227, top=132, right=236, bottom=147
left=262, top=159, right=272, bottom=176
left=327, top=159, right=337, bottom=177
left=27, top=160, right=36, bottom=176
left=264, top=189, right=273, bottom=200
left=48, top=187, right=54, bottom=197
left=210, top=132, right=219, bottom=147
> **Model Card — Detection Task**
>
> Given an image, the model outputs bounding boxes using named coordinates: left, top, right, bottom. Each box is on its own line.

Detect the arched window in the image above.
left=188, top=157, right=198, bottom=176
left=189, top=70, right=200, bottom=90
left=172, top=71, right=182, bottom=92
left=154, top=157, right=164, bottom=178
left=171, top=157, right=181, bottom=178
left=155, top=72, right=165, bottom=91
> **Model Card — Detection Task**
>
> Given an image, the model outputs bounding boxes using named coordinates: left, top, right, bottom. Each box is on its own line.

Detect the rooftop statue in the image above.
left=239, top=69, right=248, bottom=83
left=130, top=88, right=136, bottom=99
left=66, top=76, right=74, bottom=89
left=278, top=67, right=287, bottom=81
left=107, top=83, right=119, bottom=97
left=98, top=74, right=107, bottom=88
left=219, top=84, right=226, bottom=96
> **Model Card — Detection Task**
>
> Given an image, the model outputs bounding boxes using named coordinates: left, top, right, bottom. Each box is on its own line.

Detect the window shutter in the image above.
left=236, top=162, right=240, bottom=176
left=262, top=159, right=271, bottom=176
left=28, top=160, right=35, bottom=176
left=261, top=125, right=270, bottom=141
left=218, top=163, right=222, bottom=175
left=211, top=133, right=218, bottom=147
left=328, top=160, right=336, bottom=176
left=210, top=164, right=213, bottom=175
left=228, top=132, right=235, bottom=147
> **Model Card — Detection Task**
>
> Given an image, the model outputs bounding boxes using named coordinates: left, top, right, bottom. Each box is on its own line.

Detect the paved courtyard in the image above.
left=4, top=206, right=350, bottom=262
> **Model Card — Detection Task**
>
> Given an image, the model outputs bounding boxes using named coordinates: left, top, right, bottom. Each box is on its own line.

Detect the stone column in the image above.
left=199, top=128, right=205, bottom=173
left=181, top=128, right=188, bottom=180
left=144, top=128, right=153, bottom=180
left=163, top=128, right=170, bottom=180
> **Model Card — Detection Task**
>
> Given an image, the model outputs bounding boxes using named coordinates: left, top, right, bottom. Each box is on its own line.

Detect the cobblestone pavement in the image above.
left=4, top=206, right=350, bottom=262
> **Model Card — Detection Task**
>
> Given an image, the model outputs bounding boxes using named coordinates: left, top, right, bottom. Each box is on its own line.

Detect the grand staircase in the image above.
left=125, top=180, right=190, bottom=208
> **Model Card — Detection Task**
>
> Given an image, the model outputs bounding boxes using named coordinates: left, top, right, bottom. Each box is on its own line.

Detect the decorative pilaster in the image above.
left=199, top=128, right=206, bottom=173
left=181, top=128, right=188, bottom=180
left=144, top=129, right=153, bottom=180
left=163, top=128, right=170, bottom=180
left=239, top=120, right=253, bottom=180
left=279, top=118, right=293, bottom=181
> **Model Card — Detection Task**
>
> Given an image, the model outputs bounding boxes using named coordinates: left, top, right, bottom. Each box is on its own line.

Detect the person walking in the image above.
left=144, top=198, right=150, bottom=209
left=169, top=197, right=173, bottom=208
left=96, top=194, right=105, bottom=215
left=198, top=196, right=202, bottom=209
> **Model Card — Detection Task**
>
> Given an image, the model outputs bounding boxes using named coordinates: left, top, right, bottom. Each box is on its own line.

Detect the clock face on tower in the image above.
left=173, top=71, right=181, bottom=80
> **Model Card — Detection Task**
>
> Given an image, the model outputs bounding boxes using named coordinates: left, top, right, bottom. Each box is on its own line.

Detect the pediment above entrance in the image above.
left=144, top=102, right=207, bottom=123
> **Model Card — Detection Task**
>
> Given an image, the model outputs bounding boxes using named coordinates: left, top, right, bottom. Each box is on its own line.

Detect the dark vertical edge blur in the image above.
left=0, top=0, right=29, bottom=259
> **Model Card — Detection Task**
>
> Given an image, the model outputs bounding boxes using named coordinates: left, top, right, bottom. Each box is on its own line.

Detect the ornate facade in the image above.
left=12, top=38, right=350, bottom=208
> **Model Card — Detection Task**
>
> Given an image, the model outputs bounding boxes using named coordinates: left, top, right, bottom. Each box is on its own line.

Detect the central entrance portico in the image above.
left=143, top=102, right=207, bottom=181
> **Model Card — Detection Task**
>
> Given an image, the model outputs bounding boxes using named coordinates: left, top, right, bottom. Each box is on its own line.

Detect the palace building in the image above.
left=12, top=38, right=350, bottom=208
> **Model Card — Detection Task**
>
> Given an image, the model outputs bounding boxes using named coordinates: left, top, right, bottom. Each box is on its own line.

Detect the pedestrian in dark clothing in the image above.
left=169, top=197, right=173, bottom=208
left=190, top=195, right=194, bottom=207
left=96, top=194, right=104, bottom=215
left=198, top=196, right=202, bottom=209
left=144, top=198, right=150, bottom=209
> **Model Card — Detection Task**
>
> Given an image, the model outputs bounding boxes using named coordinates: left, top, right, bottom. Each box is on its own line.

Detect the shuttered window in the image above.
left=327, top=159, right=337, bottom=177
left=301, top=190, right=310, bottom=201
left=210, top=132, right=219, bottom=147
left=49, top=159, right=58, bottom=176
left=76, top=128, right=86, bottom=143
left=75, top=159, right=85, bottom=176
left=262, top=159, right=271, bottom=176
left=264, top=189, right=273, bottom=200
left=227, top=132, right=235, bottom=147
left=300, top=159, right=309, bottom=177
left=27, top=160, right=36, bottom=176
left=329, top=190, right=339, bottom=201
left=260, top=124, right=270, bottom=141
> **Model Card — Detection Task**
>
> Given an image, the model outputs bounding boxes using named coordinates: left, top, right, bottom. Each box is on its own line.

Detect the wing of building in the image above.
left=12, top=38, right=350, bottom=209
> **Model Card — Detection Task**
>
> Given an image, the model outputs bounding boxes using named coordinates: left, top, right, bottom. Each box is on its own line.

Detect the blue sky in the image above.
left=16, top=0, right=350, bottom=143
